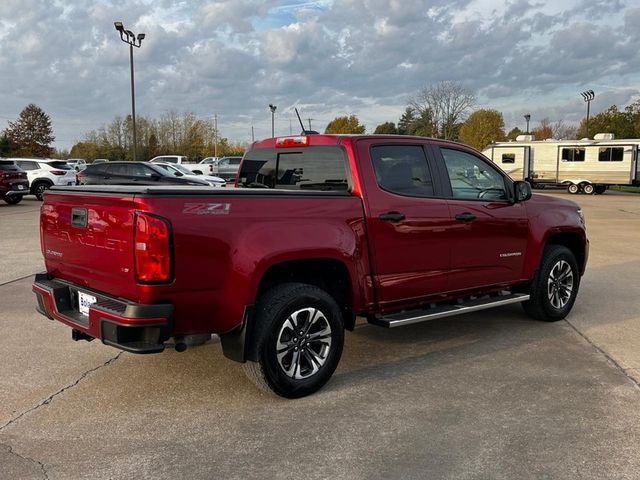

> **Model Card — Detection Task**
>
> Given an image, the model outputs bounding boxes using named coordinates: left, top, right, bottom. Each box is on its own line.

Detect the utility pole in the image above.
left=251, top=125, right=255, bottom=143
left=214, top=113, right=218, bottom=157
left=307, top=118, right=313, bottom=131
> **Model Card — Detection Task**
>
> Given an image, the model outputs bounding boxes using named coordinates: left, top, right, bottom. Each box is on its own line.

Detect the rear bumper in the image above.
left=1, top=181, right=29, bottom=196
left=32, top=273, right=174, bottom=354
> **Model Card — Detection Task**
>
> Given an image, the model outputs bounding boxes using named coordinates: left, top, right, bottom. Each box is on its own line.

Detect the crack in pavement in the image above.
left=564, top=318, right=640, bottom=391
left=0, top=352, right=124, bottom=432
left=0, top=272, right=38, bottom=288
left=1, top=441, right=49, bottom=480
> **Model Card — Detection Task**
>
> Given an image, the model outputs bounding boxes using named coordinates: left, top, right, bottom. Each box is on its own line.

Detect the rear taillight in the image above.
left=134, top=213, right=173, bottom=283
left=0, top=172, right=7, bottom=179
left=51, top=170, right=66, bottom=175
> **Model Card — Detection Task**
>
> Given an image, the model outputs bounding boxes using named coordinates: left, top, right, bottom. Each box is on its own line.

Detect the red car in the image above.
left=0, top=160, right=29, bottom=204
left=33, top=134, right=588, bottom=397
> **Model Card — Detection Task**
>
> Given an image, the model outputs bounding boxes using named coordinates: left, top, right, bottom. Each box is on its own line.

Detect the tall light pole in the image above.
left=269, top=104, right=277, bottom=137
left=581, top=90, right=595, bottom=138
left=524, top=114, right=531, bottom=134
left=114, top=22, right=145, bottom=161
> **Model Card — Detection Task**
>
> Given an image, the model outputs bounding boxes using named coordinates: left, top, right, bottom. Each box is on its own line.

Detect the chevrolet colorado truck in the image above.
left=33, top=134, right=588, bottom=398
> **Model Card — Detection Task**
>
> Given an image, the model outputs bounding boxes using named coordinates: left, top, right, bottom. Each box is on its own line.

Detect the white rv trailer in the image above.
left=482, top=133, right=640, bottom=194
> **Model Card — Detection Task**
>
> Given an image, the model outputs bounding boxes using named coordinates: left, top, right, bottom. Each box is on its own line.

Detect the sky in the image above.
left=1, top=0, right=639, bottom=151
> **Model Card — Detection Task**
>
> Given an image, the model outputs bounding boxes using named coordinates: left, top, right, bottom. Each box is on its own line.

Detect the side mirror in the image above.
left=174, top=172, right=184, bottom=177
left=514, top=181, right=532, bottom=202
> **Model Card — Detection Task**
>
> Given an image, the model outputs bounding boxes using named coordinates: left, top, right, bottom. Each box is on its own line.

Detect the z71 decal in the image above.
left=183, top=203, right=231, bottom=215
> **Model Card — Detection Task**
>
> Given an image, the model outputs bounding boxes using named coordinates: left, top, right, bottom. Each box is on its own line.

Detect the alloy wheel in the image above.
left=275, top=307, right=332, bottom=380
left=547, top=260, right=574, bottom=309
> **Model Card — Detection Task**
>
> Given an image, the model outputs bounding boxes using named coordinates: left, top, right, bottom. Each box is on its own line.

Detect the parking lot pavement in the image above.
left=0, top=198, right=43, bottom=285
left=1, top=192, right=639, bottom=479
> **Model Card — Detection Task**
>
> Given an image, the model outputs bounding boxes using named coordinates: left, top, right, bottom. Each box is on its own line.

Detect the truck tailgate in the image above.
left=41, top=191, right=139, bottom=300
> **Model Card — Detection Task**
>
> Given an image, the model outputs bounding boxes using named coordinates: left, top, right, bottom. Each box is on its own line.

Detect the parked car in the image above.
left=149, top=155, right=212, bottom=175
left=153, top=162, right=226, bottom=187
left=0, top=160, right=29, bottom=204
left=76, top=161, right=211, bottom=186
left=33, top=134, right=588, bottom=398
left=213, top=156, right=242, bottom=181
left=10, top=158, right=76, bottom=200
left=92, top=159, right=109, bottom=164
left=66, top=159, right=87, bottom=171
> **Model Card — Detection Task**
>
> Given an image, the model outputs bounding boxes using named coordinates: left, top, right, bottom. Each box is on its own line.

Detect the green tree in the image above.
left=324, top=115, right=366, bottom=134
left=396, top=107, right=436, bottom=136
left=506, top=127, right=523, bottom=141
left=397, top=107, right=417, bottom=135
left=458, top=109, right=505, bottom=150
left=5, top=104, right=55, bottom=157
left=373, top=122, right=398, bottom=134
left=0, top=132, right=10, bottom=156
left=577, top=105, right=634, bottom=139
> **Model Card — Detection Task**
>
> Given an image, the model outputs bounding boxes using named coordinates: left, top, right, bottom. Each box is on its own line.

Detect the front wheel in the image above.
left=3, top=195, right=23, bottom=205
left=243, top=283, right=344, bottom=398
left=522, top=245, right=580, bottom=321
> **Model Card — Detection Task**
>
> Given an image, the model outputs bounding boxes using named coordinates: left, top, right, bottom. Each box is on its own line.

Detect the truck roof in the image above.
left=249, top=134, right=461, bottom=150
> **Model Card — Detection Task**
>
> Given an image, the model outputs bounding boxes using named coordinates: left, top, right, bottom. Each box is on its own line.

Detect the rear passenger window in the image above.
left=370, top=145, right=434, bottom=197
left=501, top=153, right=515, bottom=164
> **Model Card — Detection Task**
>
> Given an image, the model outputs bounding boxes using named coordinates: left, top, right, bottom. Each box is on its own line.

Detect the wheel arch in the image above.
left=544, top=232, right=587, bottom=275
left=220, top=257, right=356, bottom=363
left=256, top=258, right=355, bottom=331
left=30, top=177, right=54, bottom=194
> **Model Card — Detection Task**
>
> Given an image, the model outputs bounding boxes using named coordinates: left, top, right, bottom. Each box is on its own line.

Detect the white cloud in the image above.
left=0, top=0, right=638, bottom=149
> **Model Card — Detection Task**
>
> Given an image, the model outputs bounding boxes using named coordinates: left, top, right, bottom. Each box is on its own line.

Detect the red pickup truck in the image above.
left=33, top=134, right=588, bottom=398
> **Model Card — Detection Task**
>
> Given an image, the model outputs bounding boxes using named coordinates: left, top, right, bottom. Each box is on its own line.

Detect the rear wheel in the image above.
left=567, top=183, right=579, bottom=194
left=243, top=283, right=344, bottom=398
left=522, top=245, right=580, bottom=321
left=33, top=181, right=52, bottom=201
left=582, top=183, right=594, bottom=195
left=3, top=195, right=23, bottom=205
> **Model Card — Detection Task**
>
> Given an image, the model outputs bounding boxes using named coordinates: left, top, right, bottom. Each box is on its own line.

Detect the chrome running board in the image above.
left=370, top=293, right=530, bottom=328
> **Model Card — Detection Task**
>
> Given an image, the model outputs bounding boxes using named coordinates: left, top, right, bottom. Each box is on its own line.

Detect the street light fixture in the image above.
left=114, top=21, right=145, bottom=161
left=580, top=90, right=595, bottom=139
left=524, top=114, right=531, bottom=134
left=269, top=104, right=277, bottom=137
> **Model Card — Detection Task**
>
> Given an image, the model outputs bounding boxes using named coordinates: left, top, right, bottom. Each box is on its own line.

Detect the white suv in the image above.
left=10, top=158, right=77, bottom=200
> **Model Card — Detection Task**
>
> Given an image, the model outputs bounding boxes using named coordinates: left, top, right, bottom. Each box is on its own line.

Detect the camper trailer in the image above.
left=482, top=133, right=640, bottom=194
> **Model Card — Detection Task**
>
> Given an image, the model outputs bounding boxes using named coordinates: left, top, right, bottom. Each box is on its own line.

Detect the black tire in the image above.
left=582, top=183, right=594, bottom=195
left=594, top=185, right=607, bottom=195
left=243, top=282, right=344, bottom=398
left=522, top=245, right=580, bottom=322
left=3, top=195, right=23, bottom=205
left=33, top=181, right=52, bottom=201
left=567, top=183, right=579, bottom=194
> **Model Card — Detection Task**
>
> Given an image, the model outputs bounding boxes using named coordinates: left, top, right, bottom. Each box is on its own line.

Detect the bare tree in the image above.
left=552, top=120, right=577, bottom=140
left=409, top=81, right=476, bottom=139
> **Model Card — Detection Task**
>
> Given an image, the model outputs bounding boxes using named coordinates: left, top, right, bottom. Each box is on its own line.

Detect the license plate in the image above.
left=78, top=291, right=97, bottom=316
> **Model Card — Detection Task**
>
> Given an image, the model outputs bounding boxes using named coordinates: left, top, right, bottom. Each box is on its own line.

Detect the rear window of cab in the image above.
left=238, top=146, right=351, bottom=191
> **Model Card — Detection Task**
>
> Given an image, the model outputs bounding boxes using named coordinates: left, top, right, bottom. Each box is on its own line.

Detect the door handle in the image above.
left=455, top=212, right=476, bottom=222
left=379, top=212, right=405, bottom=222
